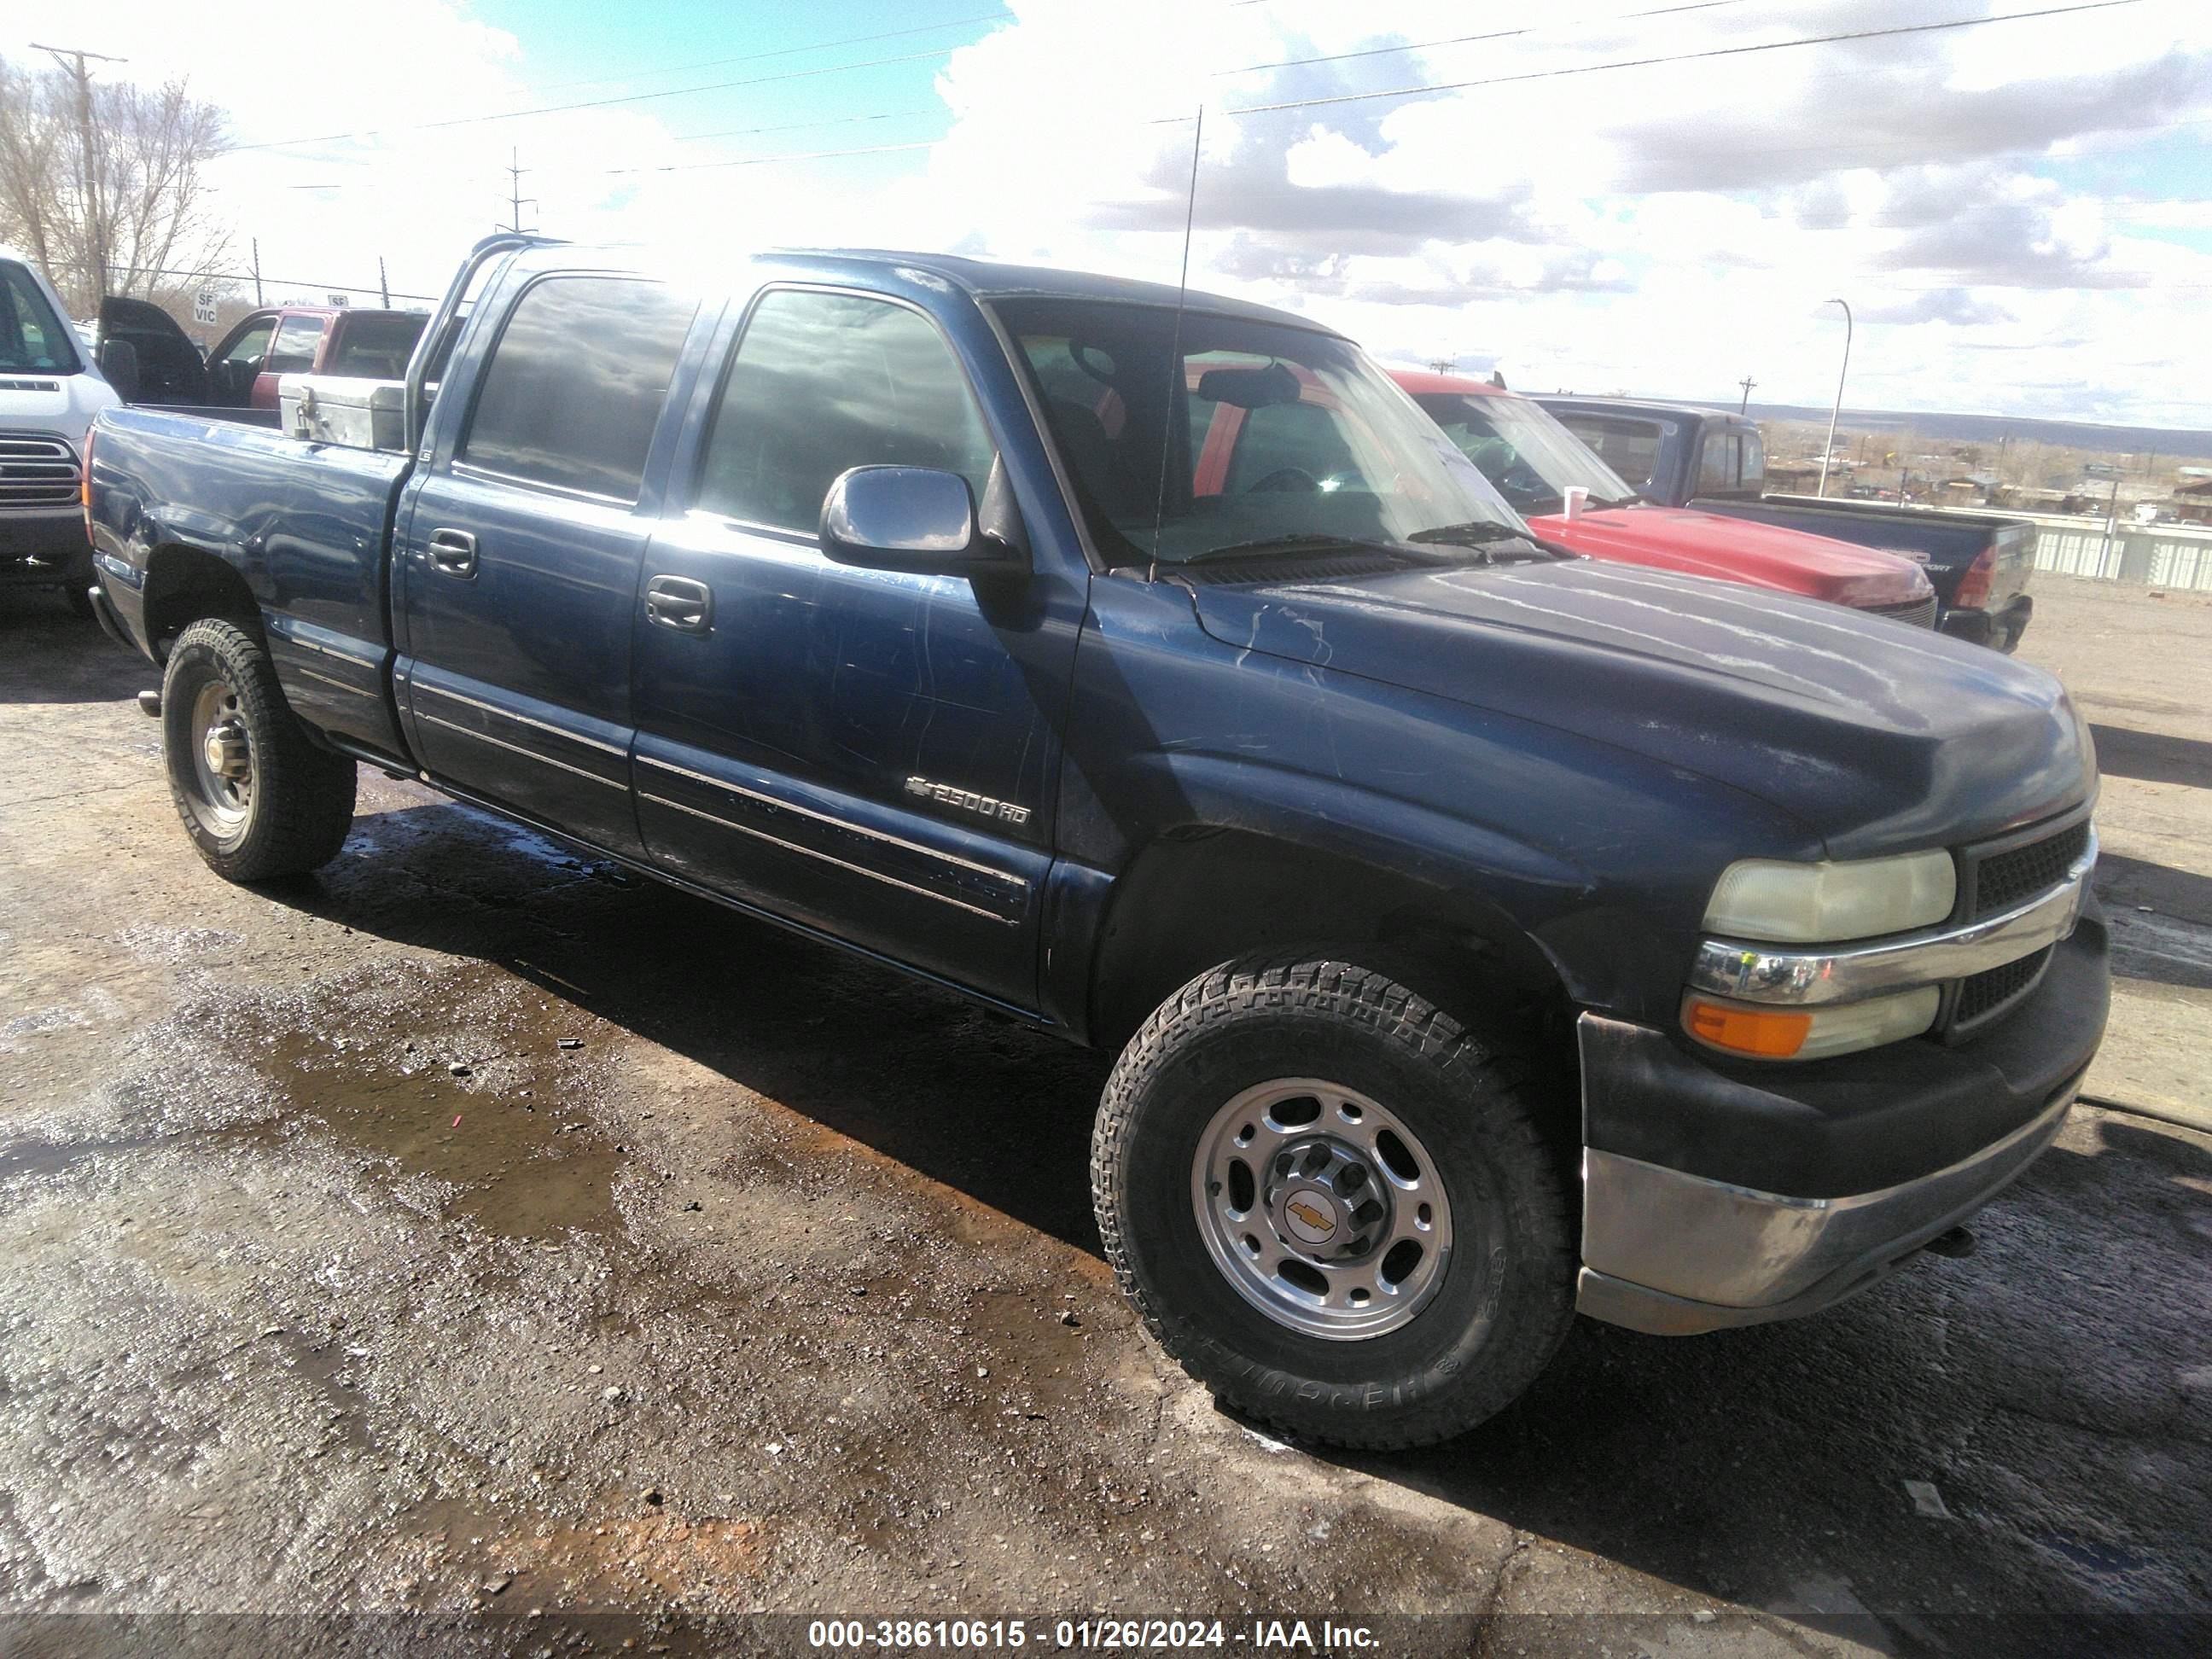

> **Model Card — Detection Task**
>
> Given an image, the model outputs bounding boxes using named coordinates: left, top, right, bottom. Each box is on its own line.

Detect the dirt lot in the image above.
left=0, top=575, right=2206, bottom=1656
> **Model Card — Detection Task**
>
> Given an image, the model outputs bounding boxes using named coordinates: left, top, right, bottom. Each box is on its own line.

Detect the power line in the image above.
left=603, top=139, right=938, bottom=178
left=528, top=8, right=1014, bottom=95
left=230, top=41, right=973, bottom=154
left=1214, top=0, right=1756, bottom=79
left=1221, top=0, right=2154, bottom=118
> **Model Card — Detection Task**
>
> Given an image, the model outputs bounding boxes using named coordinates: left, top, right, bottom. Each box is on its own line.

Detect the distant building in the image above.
left=2172, top=479, right=2212, bottom=526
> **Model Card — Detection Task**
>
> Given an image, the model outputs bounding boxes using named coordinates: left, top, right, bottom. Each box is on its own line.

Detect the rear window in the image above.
left=326, top=313, right=426, bottom=379
left=1556, top=413, right=1668, bottom=495
left=0, top=260, right=82, bottom=375
left=460, top=276, right=697, bottom=502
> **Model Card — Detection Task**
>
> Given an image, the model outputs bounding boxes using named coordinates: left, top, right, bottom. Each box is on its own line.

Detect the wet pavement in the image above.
left=0, top=579, right=2207, bottom=1656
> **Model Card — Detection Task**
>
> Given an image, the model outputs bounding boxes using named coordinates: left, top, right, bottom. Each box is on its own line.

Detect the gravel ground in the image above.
left=0, top=575, right=2205, bottom=1657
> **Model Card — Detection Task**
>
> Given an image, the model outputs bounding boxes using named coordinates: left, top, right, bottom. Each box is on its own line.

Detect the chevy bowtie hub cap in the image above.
left=1191, top=1078, right=1452, bottom=1341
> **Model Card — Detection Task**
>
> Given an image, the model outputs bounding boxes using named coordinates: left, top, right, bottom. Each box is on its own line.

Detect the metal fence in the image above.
left=1918, top=509, right=2212, bottom=592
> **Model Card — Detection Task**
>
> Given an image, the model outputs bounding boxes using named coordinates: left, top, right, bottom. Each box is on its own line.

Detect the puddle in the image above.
left=254, top=1027, right=631, bottom=1242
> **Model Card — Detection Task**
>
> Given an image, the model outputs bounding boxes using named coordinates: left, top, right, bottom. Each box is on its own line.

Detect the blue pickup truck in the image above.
left=85, top=235, right=2107, bottom=1448
left=1538, top=397, right=2037, bottom=651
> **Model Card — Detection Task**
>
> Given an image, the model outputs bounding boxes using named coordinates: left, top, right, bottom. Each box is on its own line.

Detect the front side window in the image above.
left=0, top=261, right=81, bottom=374
left=265, top=314, right=329, bottom=375
left=460, top=276, right=697, bottom=501
left=696, top=288, right=995, bottom=533
left=1555, top=414, right=1668, bottom=496
left=1002, top=299, right=1525, bottom=567
left=217, top=318, right=276, bottom=367
left=1413, top=393, right=1639, bottom=515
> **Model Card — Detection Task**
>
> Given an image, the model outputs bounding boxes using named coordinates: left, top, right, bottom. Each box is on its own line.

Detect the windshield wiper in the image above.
left=1181, top=533, right=1417, bottom=566
left=1404, top=521, right=1562, bottom=563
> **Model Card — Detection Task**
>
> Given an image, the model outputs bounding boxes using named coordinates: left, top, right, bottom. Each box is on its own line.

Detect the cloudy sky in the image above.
left=9, top=0, right=2209, bottom=425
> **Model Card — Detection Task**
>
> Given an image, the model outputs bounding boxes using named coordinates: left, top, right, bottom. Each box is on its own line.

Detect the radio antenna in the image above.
left=1149, top=103, right=1204, bottom=583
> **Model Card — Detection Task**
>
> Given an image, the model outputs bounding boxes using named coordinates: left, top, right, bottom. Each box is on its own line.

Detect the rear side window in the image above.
left=1698, top=433, right=1739, bottom=494
left=696, top=288, right=994, bottom=533
left=461, top=276, right=697, bottom=502
left=1739, top=428, right=1767, bottom=492
left=265, top=315, right=329, bottom=375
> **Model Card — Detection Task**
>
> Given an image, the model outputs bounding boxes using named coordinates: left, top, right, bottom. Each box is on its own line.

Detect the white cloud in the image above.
left=8, top=0, right=2209, bottom=422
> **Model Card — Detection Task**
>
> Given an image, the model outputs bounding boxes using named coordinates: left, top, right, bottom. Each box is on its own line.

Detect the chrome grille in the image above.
left=1867, top=595, right=1937, bottom=629
left=0, top=430, right=79, bottom=509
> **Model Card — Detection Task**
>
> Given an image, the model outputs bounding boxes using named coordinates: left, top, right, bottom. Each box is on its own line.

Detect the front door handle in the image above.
left=428, top=527, right=478, bottom=578
left=645, top=574, right=713, bottom=632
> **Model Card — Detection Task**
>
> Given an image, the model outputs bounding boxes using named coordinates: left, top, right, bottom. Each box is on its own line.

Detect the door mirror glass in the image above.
left=820, top=466, right=1018, bottom=575
left=96, top=338, right=141, bottom=403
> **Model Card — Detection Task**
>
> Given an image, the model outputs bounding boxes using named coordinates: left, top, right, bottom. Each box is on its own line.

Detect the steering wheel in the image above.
left=1068, top=339, right=1119, bottom=387
left=1245, top=467, right=1321, bottom=494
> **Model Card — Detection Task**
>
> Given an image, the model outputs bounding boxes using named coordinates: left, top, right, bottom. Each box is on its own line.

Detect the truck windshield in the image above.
left=998, top=299, right=1528, bottom=567
left=1411, top=393, right=1639, bottom=515
left=0, top=260, right=84, bottom=375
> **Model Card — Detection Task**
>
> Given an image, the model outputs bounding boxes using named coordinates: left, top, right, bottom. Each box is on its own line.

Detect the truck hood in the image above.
left=1523, top=504, right=1931, bottom=609
left=0, top=370, right=114, bottom=447
left=1189, top=556, right=2090, bottom=855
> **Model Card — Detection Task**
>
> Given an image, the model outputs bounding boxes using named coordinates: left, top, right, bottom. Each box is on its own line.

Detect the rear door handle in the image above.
left=427, top=527, right=478, bottom=578
left=645, top=574, right=713, bottom=632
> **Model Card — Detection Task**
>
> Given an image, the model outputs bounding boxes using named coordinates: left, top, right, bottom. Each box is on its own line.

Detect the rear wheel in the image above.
left=160, top=618, right=358, bottom=882
left=1092, top=951, right=1575, bottom=1449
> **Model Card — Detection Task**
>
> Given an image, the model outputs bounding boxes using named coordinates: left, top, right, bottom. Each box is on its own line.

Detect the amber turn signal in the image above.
left=1683, top=997, right=1813, bottom=1059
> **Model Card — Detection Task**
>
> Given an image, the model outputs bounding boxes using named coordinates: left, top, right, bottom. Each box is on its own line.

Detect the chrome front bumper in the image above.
left=1689, top=828, right=2095, bottom=1008
left=1575, top=1078, right=2079, bottom=1336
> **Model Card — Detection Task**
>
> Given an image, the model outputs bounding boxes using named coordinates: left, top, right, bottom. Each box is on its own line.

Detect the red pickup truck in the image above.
left=94, top=298, right=427, bottom=410
left=1393, top=371, right=1936, bottom=625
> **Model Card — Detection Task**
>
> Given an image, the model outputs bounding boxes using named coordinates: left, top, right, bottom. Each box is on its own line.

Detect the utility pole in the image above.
left=1816, top=298, right=1853, bottom=498
left=504, top=148, right=537, bottom=235
left=1428, top=352, right=1456, bottom=376
left=32, top=43, right=126, bottom=306
left=378, top=256, right=391, bottom=309
left=1737, top=375, right=1756, bottom=414
left=2096, top=474, right=2122, bottom=576
left=251, top=237, right=263, bottom=306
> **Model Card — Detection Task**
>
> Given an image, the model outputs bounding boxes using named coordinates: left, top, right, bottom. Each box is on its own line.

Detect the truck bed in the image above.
left=89, top=403, right=416, bottom=762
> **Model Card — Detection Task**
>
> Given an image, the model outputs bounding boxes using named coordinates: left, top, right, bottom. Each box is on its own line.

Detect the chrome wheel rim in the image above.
left=185, top=678, right=254, bottom=834
left=1190, top=1077, right=1453, bottom=1341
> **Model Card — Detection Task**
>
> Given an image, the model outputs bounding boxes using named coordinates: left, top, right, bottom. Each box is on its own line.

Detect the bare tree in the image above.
left=0, top=53, right=231, bottom=317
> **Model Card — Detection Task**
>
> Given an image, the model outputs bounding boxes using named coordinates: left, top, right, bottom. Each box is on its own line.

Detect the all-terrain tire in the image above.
left=160, top=618, right=358, bottom=882
left=1092, top=950, right=1575, bottom=1450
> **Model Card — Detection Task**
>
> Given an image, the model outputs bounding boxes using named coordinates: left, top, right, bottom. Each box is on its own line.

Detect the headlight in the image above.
left=1703, top=849, right=1955, bottom=942
left=1683, top=986, right=1941, bottom=1061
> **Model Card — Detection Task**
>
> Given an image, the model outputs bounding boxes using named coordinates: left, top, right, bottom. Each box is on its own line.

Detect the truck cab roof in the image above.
left=513, top=242, right=1340, bottom=335
left=1537, top=394, right=1754, bottom=428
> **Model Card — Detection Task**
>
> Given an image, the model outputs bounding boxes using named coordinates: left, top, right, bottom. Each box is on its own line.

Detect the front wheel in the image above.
left=160, top=618, right=358, bottom=882
left=1092, top=952, right=1575, bottom=1449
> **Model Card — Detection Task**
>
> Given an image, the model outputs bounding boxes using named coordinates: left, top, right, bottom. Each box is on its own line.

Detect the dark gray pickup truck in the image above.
left=85, top=234, right=2106, bottom=1448
left=1540, top=397, right=2036, bottom=650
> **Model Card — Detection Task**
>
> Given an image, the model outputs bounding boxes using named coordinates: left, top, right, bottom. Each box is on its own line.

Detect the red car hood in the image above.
left=1527, top=504, right=1932, bottom=609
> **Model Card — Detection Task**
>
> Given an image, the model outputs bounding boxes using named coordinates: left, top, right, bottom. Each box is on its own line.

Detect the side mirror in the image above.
left=819, top=465, right=1025, bottom=577
left=96, top=338, right=141, bottom=404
